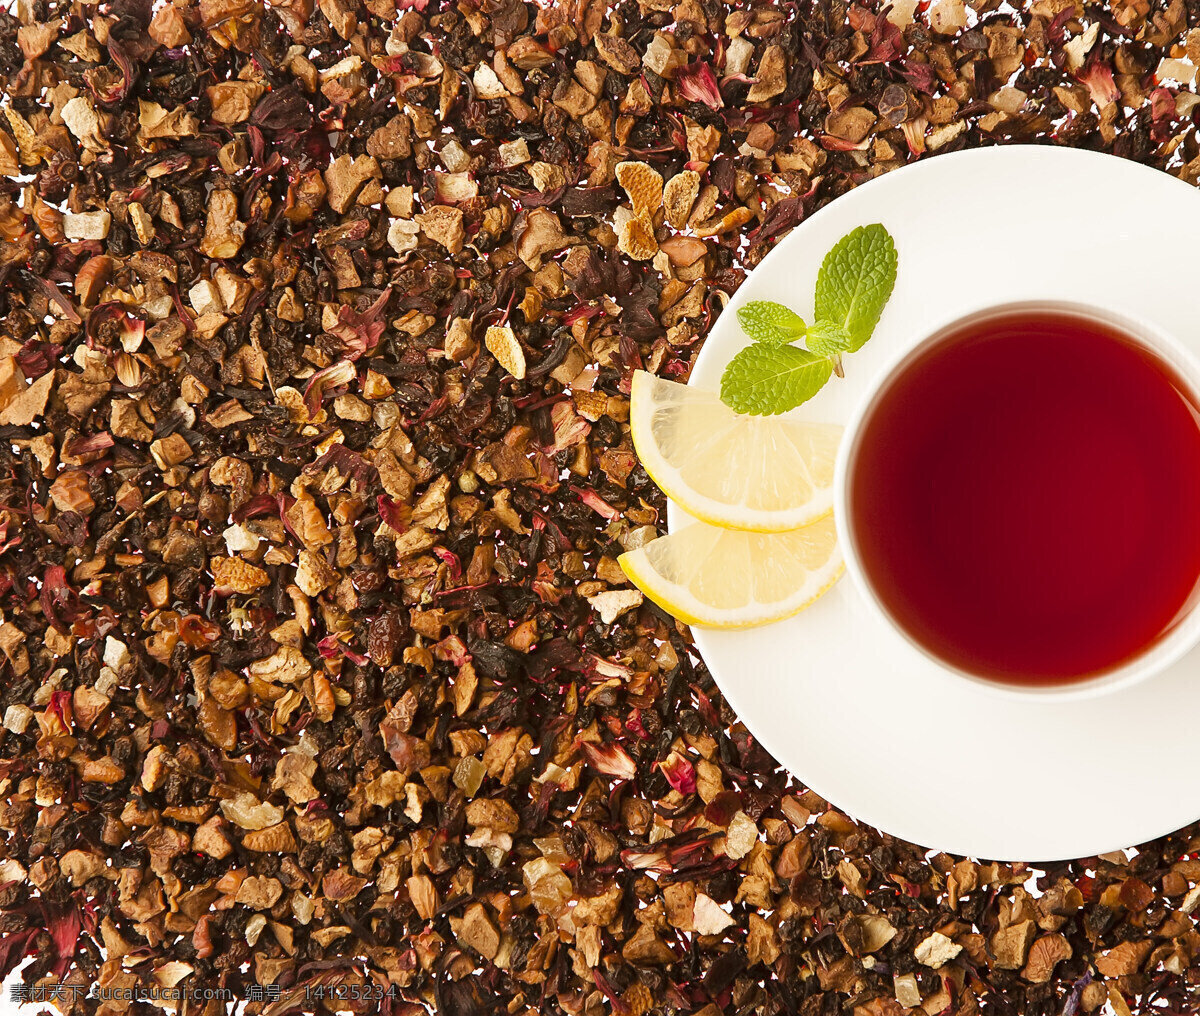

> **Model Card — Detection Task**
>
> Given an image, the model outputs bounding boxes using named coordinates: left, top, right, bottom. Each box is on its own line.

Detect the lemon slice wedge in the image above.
left=619, top=515, right=844, bottom=629
left=629, top=370, right=843, bottom=532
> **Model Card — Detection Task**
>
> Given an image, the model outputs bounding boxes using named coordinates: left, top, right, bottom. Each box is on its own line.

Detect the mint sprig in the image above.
left=720, top=224, right=898, bottom=416
left=718, top=345, right=833, bottom=416
left=803, top=319, right=852, bottom=357
left=815, top=224, right=898, bottom=351
left=736, top=301, right=806, bottom=345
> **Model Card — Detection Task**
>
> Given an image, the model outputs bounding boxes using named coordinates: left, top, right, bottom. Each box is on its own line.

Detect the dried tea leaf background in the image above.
left=0, top=0, right=1199, bottom=1013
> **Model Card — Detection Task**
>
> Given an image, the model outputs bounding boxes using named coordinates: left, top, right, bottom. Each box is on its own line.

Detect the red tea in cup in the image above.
left=847, top=309, right=1200, bottom=685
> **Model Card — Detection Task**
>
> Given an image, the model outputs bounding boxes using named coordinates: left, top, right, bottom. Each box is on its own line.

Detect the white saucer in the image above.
left=671, top=145, right=1200, bottom=861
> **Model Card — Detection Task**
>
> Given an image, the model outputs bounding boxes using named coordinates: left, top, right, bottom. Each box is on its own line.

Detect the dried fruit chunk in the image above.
left=663, top=170, right=700, bottom=229
left=747, top=46, right=788, bottom=102
left=200, top=190, right=245, bottom=259
left=63, top=211, right=111, bottom=240
left=616, top=161, right=664, bottom=217
left=618, top=214, right=658, bottom=261
left=522, top=857, right=573, bottom=916
left=485, top=325, right=526, bottom=379
left=220, top=793, right=284, bottom=830
left=415, top=205, right=465, bottom=253
left=595, top=32, right=641, bottom=74
left=210, top=555, right=270, bottom=593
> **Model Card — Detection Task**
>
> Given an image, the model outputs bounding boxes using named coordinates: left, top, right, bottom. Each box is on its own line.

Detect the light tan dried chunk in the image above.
left=3, top=107, right=51, bottom=166
left=692, top=206, right=755, bottom=238
left=1022, top=933, right=1072, bottom=983
left=992, top=919, right=1036, bottom=969
left=61, top=96, right=106, bottom=152
left=465, top=797, right=520, bottom=832
left=200, top=190, right=245, bottom=259
left=616, top=161, right=663, bottom=217
left=210, top=555, right=270, bottom=594
left=573, top=883, right=623, bottom=926
left=618, top=214, right=658, bottom=261
left=285, top=491, right=332, bottom=548
left=0, top=360, right=26, bottom=415
left=485, top=325, right=526, bottom=380
left=64, top=211, right=111, bottom=240
left=1095, top=939, right=1153, bottom=977
left=236, top=876, right=283, bottom=910
left=272, top=753, right=319, bottom=804
left=825, top=106, right=877, bottom=143
left=0, top=371, right=53, bottom=426
left=553, top=78, right=596, bottom=117
left=838, top=913, right=896, bottom=955
left=60, top=850, right=107, bottom=887
left=322, top=866, right=368, bottom=901
left=18, top=21, right=59, bottom=60
left=927, top=120, right=966, bottom=151
left=454, top=902, right=500, bottom=959
left=527, top=162, right=566, bottom=193
left=150, top=432, right=192, bottom=469
left=915, top=931, right=962, bottom=969
left=149, top=4, right=191, bottom=46
left=367, top=114, right=412, bottom=159
left=516, top=208, right=570, bottom=268
left=747, top=913, right=782, bottom=966
left=643, top=32, right=685, bottom=78
left=622, top=924, right=675, bottom=965
left=139, top=825, right=190, bottom=875
left=693, top=893, right=736, bottom=936
left=747, top=45, right=788, bottom=102
left=242, top=822, right=298, bottom=852
left=444, top=317, right=476, bottom=361
left=324, top=153, right=382, bottom=214
left=207, top=81, right=265, bottom=124
left=138, top=99, right=200, bottom=141
left=193, top=816, right=233, bottom=858
left=473, top=64, right=509, bottom=99
left=587, top=589, right=643, bottom=624
left=50, top=470, right=94, bottom=514
left=248, top=645, right=312, bottom=684
left=928, top=0, right=967, bottom=33
left=415, top=205, right=465, bottom=253
left=296, top=548, right=337, bottom=596
left=894, top=973, right=922, bottom=1008
left=82, top=757, right=125, bottom=783
left=128, top=202, right=154, bottom=244
left=220, top=792, right=284, bottom=830
left=663, top=170, right=700, bottom=229
left=724, top=810, right=758, bottom=859
left=595, top=32, right=641, bottom=74
left=0, top=132, right=18, bottom=175
left=407, top=875, right=438, bottom=920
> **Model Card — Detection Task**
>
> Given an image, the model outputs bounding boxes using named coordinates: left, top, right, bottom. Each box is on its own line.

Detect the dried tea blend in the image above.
left=1, top=0, right=1200, bottom=1013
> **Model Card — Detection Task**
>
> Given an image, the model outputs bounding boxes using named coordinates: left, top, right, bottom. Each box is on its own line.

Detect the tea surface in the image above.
left=849, top=310, right=1200, bottom=684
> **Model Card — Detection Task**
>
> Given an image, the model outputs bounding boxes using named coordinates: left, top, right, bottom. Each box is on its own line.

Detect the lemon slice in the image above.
left=619, top=515, right=843, bottom=629
left=630, top=370, right=843, bottom=532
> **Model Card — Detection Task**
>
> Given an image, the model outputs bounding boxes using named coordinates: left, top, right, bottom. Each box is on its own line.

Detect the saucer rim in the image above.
left=669, top=144, right=1200, bottom=861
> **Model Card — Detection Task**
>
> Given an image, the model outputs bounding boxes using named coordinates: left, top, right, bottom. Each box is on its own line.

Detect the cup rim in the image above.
left=832, top=298, right=1200, bottom=702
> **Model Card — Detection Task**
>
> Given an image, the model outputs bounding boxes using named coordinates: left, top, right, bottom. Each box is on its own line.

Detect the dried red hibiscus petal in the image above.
left=659, top=751, right=697, bottom=795
left=580, top=740, right=638, bottom=781
left=677, top=62, right=724, bottom=109
left=329, top=287, right=392, bottom=359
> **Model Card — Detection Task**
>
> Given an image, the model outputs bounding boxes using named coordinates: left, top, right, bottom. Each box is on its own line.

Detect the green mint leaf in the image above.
left=736, top=301, right=807, bottom=345
left=813, top=224, right=898, bottom=352
left=720, top=343, right=834, bottom=416
left=804, top=319, right=852, bottom=356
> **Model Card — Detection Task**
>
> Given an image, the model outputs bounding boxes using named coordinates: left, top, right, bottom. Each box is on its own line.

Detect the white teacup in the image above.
left=833, top=299, right=1200, bottom=700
